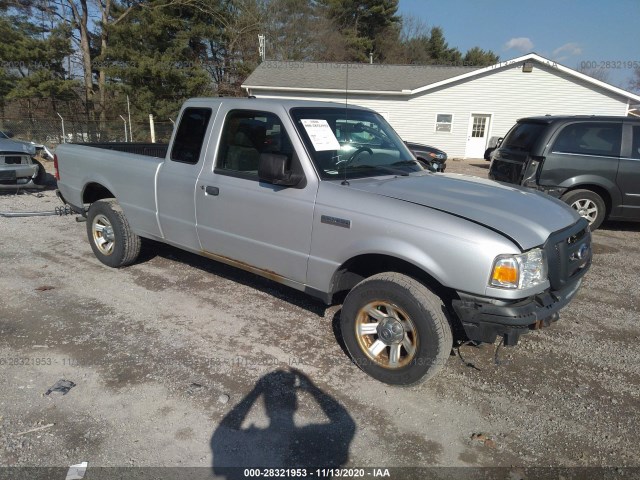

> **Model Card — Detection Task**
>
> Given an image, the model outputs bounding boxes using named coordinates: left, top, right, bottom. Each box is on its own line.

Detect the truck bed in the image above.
left=77, top=142, right=169, bottom=158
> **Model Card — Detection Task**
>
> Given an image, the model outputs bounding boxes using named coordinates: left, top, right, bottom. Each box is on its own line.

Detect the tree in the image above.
left=629, top=68, right=640, bottom=92
left=0, top=4, right=75, bottom=120
left=463, top=47, right=498, bottom=67
left=425, top=27, right=461, bottom=64
left=103, top=1, right=217, bottom=123
left=577, top=65, right=611, bottom=84
left=263, top=0, right=320, bottom=61
left=319, top=0, right=400, bottom=61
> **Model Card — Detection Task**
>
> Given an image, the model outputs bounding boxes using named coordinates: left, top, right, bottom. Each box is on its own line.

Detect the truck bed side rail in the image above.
left=76, top=142, right=169, bottom=158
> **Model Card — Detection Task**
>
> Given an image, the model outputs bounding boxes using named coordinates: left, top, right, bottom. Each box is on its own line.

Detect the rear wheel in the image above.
left=86, top=199, right=141, bottom=268
left=340, top=272, right=452, bottom=386
left=561, top=189, right=606, bottom=231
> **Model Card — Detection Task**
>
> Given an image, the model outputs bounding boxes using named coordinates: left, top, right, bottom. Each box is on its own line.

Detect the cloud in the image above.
left=552, top=42, right=582, bottom=57
left=503, top=37, right=534, bottom=52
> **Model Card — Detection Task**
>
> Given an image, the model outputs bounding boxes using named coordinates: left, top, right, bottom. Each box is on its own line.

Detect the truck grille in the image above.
left=544, top=219, right=591, bottom=290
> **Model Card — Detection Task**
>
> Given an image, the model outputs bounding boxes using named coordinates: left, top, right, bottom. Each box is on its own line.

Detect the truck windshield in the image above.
left=290, top=107, right=424, bottom=179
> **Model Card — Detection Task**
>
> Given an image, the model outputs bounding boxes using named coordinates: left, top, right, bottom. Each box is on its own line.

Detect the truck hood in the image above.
left=348, top=172, right=580, bottom=250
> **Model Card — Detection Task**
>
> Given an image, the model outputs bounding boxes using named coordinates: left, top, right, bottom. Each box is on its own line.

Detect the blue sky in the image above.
left=398, top=0, right=639, bottom=89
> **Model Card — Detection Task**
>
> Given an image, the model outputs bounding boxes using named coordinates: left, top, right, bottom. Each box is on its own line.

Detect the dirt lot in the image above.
left=0, top=159, right=639, bottom=478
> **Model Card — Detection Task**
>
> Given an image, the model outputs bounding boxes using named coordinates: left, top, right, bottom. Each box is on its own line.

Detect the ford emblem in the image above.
left=572, top=243, right=590, bottom=261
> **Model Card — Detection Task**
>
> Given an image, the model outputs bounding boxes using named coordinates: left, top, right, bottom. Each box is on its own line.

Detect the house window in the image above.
left=435, top=114, right=453, bottom=133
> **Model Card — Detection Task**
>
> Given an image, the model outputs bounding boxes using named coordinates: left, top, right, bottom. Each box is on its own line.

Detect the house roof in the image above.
left=242, top=53, right=640, bottom=104
left=243, top=61, right=477, bottom=94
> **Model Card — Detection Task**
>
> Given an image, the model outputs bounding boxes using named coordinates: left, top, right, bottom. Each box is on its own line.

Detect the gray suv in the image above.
left=489, top=116, right=640, bottom=230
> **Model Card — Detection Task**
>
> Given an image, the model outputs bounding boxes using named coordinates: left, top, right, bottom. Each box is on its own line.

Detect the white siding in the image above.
left=252, top=61, right=631, bottom=158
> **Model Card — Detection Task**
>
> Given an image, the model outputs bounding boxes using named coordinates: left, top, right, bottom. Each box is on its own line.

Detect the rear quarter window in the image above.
left=551, top=122, right=622, bottom=157
left=170, top=107, right=213, bottom=164
left=501, top=122, right=546, bottom=151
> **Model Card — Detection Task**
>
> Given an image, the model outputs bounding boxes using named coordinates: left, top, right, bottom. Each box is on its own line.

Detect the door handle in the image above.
left=205, top=185, right=219, bottom=196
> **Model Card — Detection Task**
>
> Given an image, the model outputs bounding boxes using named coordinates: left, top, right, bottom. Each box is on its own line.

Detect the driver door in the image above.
left=195, top=106, right=318, bottom=286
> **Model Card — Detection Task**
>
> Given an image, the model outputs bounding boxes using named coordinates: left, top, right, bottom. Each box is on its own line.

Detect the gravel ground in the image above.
left=0, top=158, right=638, bottom=478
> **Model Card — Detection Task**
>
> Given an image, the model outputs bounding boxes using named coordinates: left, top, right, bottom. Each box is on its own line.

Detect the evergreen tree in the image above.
left=463, top=47, right=499, bottom=67
left=319, top=0, right=400, bottom=61
left=425, top=27, right=461, bottom=64
left=0, top=4, right=75, bottom=118
left=263, top=0, right=322, bottom=61
left=103, top=2, right=216, bottom=123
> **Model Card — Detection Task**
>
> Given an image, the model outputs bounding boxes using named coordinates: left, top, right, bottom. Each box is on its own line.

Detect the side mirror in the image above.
left=258, top=153, right=303, bottom=187
left=496, top=137, right=503, bottom=147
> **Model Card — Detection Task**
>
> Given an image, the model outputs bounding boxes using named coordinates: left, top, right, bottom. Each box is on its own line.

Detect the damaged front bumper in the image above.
left=452, top=278, right=583, bottom=346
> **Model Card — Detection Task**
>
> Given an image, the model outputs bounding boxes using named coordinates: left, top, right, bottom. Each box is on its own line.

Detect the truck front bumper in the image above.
left=452, top=279, right=582, bottom=346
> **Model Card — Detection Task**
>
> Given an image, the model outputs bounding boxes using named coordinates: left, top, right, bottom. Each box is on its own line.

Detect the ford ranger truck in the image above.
left=55, top=98, right=592, bottom=386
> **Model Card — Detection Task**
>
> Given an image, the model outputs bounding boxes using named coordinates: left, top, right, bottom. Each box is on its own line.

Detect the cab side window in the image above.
left=216, top=110, right=294, bottom=178
left=632, top=126, right=640, bottom=159
left=170, top=107, right=213, bottom=164
left=552, top=122, right=622, bottom=157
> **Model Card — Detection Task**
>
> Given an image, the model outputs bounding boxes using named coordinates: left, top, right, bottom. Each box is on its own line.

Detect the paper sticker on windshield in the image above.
left=300, top=119, right=340, bottom=151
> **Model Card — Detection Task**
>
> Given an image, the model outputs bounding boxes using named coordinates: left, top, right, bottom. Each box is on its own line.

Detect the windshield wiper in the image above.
left=351, top=165, right=410, bottom=176
left=392, top=160, right=423, bottom=168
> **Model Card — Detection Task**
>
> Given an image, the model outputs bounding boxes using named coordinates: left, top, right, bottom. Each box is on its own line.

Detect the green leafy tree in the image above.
left=463, top=47, right=499, bottom=67
left=319, top=0, right=400, bottom=61
left=103, top=2, right=216, bottom=124
left=397, top=21, right=498, bottom=67
left=263, top=0, right=320, bottom=61
left=0, top=5, right=75, bottom=120
left=425, top=26, right=461, bottom=64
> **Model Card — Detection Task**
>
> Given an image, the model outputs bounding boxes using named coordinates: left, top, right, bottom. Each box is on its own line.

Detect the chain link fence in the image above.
left=0, top=117, right=174, bottom=149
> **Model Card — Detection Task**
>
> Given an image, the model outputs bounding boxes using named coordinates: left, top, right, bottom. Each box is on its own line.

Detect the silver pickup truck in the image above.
left=55, top=98, right=592, bottom=385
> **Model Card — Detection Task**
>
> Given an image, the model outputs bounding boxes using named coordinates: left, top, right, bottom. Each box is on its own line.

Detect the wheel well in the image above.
left=332, top=254, right=453, bottom=301
left=564, top=184, right=612, bottom=215
left=83, top=183, right=115, bottom=204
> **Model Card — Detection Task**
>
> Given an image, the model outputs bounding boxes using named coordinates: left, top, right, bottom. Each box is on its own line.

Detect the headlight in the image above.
left=490, top=248, right=547, bottom=289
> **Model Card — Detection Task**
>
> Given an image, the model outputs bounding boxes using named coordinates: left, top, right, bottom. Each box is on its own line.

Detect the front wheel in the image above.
left=340, top=272, right=453, bottom=386
left=561, top=189, right=606, bottom=231
left=86, top=199, right=141, bottom=268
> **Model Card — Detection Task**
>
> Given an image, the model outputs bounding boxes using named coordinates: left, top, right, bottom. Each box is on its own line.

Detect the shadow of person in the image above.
left=211, top=368, right=356, bottom=478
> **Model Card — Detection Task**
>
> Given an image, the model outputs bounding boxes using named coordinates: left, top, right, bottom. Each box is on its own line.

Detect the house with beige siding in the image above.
left=242, top=53, right=640, bottom=158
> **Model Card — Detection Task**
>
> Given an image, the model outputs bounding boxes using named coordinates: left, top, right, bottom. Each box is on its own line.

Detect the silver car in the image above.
left=0, top=137, right=46, bottom=187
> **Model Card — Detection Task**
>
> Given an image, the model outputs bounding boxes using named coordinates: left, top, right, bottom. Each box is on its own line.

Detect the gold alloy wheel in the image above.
left=91, top=213, right=116, bottom=256
left=354, top=301, right=418, bottom=369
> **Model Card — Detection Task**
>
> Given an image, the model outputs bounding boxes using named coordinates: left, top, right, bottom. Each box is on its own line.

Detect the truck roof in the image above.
left=183, top=97, right=374, bottom=112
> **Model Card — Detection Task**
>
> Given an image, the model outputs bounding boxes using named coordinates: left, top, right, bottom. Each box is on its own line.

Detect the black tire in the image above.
left=31, top=159, right=46, bottom=185
left=86, top=199, right=141, bottom=268
left=561, top=189, right=606, bottom=231
left=340, top=272, right=453, bottom=386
